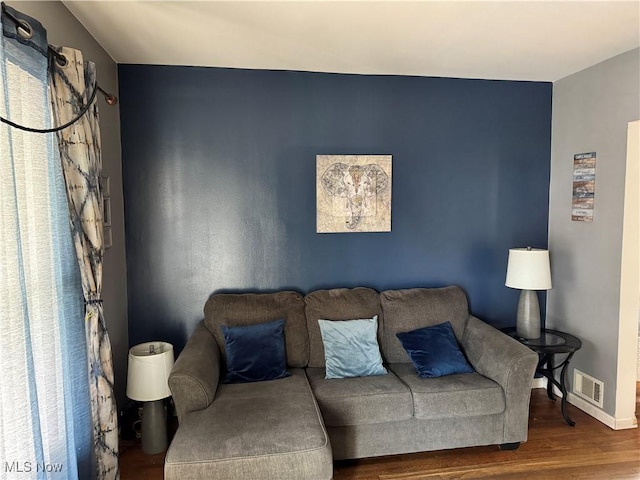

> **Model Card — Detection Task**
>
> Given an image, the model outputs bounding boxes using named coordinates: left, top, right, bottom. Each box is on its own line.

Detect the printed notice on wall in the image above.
left=572, top=152, right=596, bottom=222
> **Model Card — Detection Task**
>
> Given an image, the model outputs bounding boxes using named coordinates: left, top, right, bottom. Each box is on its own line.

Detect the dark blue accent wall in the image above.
left=119, top=65, right=552, bottom=352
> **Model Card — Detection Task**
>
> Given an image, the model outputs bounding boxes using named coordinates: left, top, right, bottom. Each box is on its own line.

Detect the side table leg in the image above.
left=545, top=355, right=555, bottom=401
left=559, top=353, right=576, bottom=427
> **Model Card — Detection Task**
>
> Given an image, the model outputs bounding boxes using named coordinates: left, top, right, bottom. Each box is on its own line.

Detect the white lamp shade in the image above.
left=505, top=248, right=552, bottom=290
left=126, top=342, right=174, bottom=401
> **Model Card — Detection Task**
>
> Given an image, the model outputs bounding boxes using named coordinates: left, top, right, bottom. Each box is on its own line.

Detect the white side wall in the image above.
left=617, top=120, right=639, bottom=424
left=548, top=48, right=639, bottom=421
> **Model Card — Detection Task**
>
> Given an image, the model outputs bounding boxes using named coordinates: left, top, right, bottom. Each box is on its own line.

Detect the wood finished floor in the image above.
left=119, top=385, right=640, bottom=480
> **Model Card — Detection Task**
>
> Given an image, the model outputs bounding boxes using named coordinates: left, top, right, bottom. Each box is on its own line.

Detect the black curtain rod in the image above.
left=2, top=2, right=118, bottom=106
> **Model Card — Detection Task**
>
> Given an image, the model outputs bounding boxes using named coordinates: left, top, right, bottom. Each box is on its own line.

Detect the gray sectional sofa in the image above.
left=165, top=286, right=538, bottom=480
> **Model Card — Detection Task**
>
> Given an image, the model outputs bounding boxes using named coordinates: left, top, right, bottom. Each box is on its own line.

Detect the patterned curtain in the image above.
left=49, top=48, right=119, bottom=480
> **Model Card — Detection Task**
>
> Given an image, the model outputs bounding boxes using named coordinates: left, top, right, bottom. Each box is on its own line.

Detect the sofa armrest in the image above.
left=461, top=315, right=538, bottom=443
left=169, top=321, right=221, bottom=423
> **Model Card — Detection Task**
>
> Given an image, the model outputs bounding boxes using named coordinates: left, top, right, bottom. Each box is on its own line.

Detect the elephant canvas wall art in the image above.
left=317, top=155, right=392, bottom=233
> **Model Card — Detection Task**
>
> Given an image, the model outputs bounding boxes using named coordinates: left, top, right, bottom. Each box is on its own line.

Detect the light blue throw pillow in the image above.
left=318, top=316, right=388, bottom=379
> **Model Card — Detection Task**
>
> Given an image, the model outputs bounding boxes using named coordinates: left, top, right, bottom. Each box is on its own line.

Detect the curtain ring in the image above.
left=56, top=54, right=68, bottom=67
left=16, top=19, right=32, bottom=40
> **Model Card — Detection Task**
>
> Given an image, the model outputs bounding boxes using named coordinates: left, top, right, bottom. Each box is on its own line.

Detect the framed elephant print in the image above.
left=317, top=155, right=392, bottom=233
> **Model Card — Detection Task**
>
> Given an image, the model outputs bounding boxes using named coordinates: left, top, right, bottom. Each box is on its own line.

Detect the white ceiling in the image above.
left=62, top=1, right=640, bottom=82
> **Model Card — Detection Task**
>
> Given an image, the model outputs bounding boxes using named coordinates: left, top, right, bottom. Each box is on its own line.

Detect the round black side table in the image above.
left=502, top=327, right=582, bottom=426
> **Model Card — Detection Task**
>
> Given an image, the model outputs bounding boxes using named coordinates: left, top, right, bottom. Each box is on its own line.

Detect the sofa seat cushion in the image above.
left=306, top=367, right=413, bottom=427
left=389, top=363, right=505, bottom=420
left=164, top=369, right=332, bottom=480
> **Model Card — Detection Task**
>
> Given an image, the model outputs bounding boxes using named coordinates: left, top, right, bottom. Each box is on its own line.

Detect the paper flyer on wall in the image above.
left=571, top=152, right=596, bottom=222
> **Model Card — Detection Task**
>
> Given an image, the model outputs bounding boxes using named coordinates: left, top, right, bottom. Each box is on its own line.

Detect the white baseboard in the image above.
left=567, top=392, right=638, bottom=430
left=530, top=378, right=638, bottom=430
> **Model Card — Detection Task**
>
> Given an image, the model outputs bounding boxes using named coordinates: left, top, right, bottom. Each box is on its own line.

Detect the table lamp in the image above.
left=126, top=341, right=174, bottom=454
left=505, top=247, right=552, bottom=340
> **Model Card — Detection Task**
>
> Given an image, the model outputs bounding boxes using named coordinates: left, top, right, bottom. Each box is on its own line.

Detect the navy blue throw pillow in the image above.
left=222, top=318, right=290, bottom=383
left=396, top=321, right=474, bottom=378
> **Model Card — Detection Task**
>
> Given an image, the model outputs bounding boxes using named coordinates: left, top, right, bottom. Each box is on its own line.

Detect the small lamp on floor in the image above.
left=505, top=247, right=552, bottom=340
left=127, top=341, right=174, bottom=454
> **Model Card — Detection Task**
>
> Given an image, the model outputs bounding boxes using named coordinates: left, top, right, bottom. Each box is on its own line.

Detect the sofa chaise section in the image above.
left=165, top=368, right=331, bottom=480
left=165, top=292, right=332, bottom=480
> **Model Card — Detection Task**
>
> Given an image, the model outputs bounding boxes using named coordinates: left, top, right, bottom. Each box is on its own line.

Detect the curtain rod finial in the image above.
left=96, top=85, right=117, bottom=106
left=104, top=94, right=117, bottom=106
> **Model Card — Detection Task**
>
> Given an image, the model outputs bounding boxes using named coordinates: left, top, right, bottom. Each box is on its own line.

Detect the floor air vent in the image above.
left=573, top=369, right=604, bottom=408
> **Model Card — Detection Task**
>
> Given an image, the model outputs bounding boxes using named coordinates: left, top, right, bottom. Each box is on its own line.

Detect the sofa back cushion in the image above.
left=204, top=291, right=308, bottom=368
left=304, top=287, right=382, bottom=368
left=380, top=286, right=469, bottom=364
